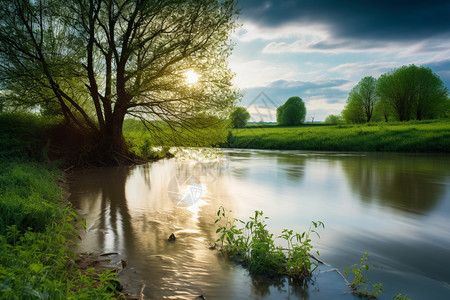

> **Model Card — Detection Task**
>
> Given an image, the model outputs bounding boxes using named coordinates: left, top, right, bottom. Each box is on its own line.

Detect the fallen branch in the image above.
left=308, top=253, right=326, bottom=265
left=100, top=252, right=119, bottom=256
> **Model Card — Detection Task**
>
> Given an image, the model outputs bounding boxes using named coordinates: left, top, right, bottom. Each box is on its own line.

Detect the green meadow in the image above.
left=225, top=120, right=450, bottom=152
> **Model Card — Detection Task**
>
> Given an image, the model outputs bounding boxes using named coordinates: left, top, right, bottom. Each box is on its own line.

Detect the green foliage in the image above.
left=215, top=207, right=324, bottom=282
left=0, top=162, right=121, bottom=298
left=377, top=65, right=448, bottom=121
left=324, top=114, right=343, bottom=125
left=344, top=251, right=384, bottom=298
left=342, top=76, right=378, bottom=123
left=0, top=0, right=239, bottom=153
left=123, top=117, right=230, bottom=153
left=224, top=120, right=450, bottom=152
left=0, top=113, right=122, bottom=298
left=230, top=107, right=251, bottom=128
left=0, top=163, right=63, bottom=235
left=277, top=96, right=307, bottom=126
left=0, top=113, right=55, bottom=161
left=393, top=293, right=411, bottom=300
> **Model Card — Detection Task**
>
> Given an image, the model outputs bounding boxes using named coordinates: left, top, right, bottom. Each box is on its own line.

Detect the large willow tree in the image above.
left=0, top=0, right=239, bottom=158
left=377, top=65, right=448, bottom=121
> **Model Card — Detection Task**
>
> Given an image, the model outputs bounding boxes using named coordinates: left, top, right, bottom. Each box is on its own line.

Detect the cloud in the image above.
left=239, top=0, right=450, bottom=42
left=262, top=37, right=450, bottom=56
left=422, top=59, right=450, bottom=88
left=233, top=22, right=327, bottom=43
left=328, top=62, right=401, bottom=79
left=229, top=58, right=299, bottom=88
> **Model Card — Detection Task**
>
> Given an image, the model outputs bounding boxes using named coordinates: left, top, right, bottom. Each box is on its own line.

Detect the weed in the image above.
left=280, top=221, right=324, bottom=282
left=215, top=206, right=324, bottom=282
left=393, top=293, right=411, bottom=300
left=344, top=250, right=384, bottom=298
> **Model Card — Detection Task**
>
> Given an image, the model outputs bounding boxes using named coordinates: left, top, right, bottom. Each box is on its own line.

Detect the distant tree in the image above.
left=377, top=65, right=448, bottom=121
left=276, top=96, right=306, bottom=125
left=324, top=114, right=342, bottom=125
left=230, top=107, right=250, bottom=128
left=342, top=76, right=378, bottom=123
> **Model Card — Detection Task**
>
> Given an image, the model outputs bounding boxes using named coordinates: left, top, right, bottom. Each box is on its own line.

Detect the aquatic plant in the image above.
left=393, top=293, right=411, bottom=300
left=344, top=250, right=384, bottom=298
left=215, top=206, right=324, bottom=282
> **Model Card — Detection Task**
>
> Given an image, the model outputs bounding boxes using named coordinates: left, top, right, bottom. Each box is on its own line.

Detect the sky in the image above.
left=229, top=0, right=450, bottom=121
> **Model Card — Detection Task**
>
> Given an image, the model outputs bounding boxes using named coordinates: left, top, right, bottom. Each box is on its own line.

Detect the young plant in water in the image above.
left=215, top=206, right=324, bottom=282
left=279, top=220, right=324, bottom=282
left=344, top=250, right=384, bottom=298
left=393, top=293, right=411, bottom=300
left=215, top=206, right=245, bottom=255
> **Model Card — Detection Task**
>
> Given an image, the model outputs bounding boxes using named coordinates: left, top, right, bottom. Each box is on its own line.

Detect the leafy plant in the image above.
left=215, top=206, right=324, bottom=282
left=215, top=206, right=245, bottom=254
left=344, top=250, right=384, bottom=298
left=393, top=293, right=411, bottom=300
left=279, top=220, right=324, bottom=282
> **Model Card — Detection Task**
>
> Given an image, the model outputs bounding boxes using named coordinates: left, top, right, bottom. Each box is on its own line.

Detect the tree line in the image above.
left=232, top=64, right=449, bottom=128
left=341, top=65, right=449, bottom=124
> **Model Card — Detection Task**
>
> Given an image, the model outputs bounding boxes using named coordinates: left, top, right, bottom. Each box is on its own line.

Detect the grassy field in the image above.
left=0, top=113, right=121, bottom=299
left=225, top=120, right=450, bottom=152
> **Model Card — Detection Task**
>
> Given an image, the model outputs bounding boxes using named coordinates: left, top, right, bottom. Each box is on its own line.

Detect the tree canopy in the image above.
left=377, top=65, right=448, bottom=121
left=342, top=76, right=378, bottom=123
left=230, top=107, right=250, bottom=128
left=276, top=96, right=306, bottom=126
left=0, top=0, right=239, bottom=161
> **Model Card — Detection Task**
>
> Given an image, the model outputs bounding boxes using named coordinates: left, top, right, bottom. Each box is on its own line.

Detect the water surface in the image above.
left=69, top=150, right=450, bottom=299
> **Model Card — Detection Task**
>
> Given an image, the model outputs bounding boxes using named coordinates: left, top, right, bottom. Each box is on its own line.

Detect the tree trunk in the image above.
left=104, top=111, right=127, bottom=155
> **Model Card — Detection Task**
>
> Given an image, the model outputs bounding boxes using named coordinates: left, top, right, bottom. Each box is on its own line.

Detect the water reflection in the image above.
left=68, top=150, right=450, bottom=299
left=339, top=154, right=448, bottom=214
left=68, top=167, right=136, bottom=253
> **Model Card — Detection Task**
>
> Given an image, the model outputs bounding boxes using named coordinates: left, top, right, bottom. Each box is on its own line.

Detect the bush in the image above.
left=0, top=113, right=51, bottom=161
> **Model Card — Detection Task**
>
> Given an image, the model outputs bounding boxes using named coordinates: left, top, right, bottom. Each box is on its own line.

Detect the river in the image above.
left=68, top=149, right=450, bottom=299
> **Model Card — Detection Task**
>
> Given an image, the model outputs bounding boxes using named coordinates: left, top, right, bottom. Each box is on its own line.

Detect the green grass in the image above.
left=0, top=113, right=121, bottom=299
left=224, top=120, right=450, bottom=152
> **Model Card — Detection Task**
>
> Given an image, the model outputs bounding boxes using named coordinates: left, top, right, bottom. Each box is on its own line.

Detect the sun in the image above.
left=184, top=70, right=200, bottom=85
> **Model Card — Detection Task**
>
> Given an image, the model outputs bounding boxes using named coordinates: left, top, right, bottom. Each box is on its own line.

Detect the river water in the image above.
left=68, top=149, right=450, bottom=299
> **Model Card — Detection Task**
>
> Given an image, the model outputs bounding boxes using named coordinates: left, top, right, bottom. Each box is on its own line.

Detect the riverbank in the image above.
left=223, top=120, right=450, bottom=152
left=0, top=113, right=123, bottom=298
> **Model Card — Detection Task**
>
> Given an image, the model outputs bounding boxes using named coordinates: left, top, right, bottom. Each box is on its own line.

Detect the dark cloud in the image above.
left=239, top=0, right=450, bottom=42
left=423, top=60, right=450, bottom=88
